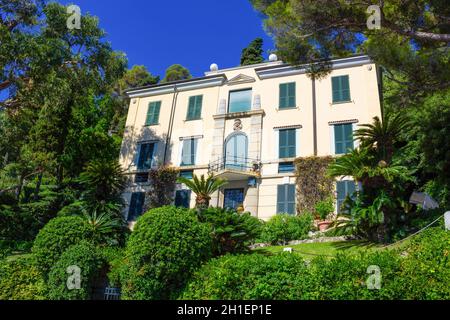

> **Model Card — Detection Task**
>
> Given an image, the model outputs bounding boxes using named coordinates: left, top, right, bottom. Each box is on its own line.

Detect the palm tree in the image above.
left=354, top=113, right=408, bottom=163
left=177, top=174, right=227, bottom=208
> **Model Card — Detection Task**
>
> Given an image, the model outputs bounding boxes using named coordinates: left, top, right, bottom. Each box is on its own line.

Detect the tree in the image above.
left=250, top=0, right=450, bottom=93
left=146, top=166, right=179, bottom=209
left=162, top=64, right=192, bottom=83
left=177, top=174, right=228, bottom=209
left=240, top=38, right=265, bottom=65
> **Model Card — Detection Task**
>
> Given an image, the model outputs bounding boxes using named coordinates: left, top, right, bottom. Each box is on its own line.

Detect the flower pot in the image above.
left=318, top=221, right=332, bottom=232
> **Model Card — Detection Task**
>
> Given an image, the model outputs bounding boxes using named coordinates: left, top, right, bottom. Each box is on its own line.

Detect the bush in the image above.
left=182, top=253, right=311, bottom=300
left=260, top=213, right=313, bottom=245
left=199, top=207, right=263, bottom=256
left=47, top=242, right=106, bottom=300
left=121, top=206, right=213, bottom=300
left=32, top=216, right=93, bottom=274
left=0, top=257, right=47, bottom=300
left=397, top=227, right=450, bottom=299
left=183, top=227, right=450, bottom=300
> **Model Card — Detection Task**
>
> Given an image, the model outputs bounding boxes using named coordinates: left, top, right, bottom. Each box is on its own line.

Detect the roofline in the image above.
left=125, top=55, right=374, bottom=98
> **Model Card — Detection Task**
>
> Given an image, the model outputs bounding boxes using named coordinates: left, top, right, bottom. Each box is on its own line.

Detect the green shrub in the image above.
left=182, top=253, right=311, bottom=300
left=199, top=207, right=263, bottom=256
left=397, top=227, right=450, bottom=299
left=121, top=206, right=213, bottom=300
left=47, top=242, right=106, bottom=300
left=32, top=216, right=93, bottom=274
left=260, top=213, right=313, bottom=245
left=0, top=257, right=47, bottom=300
left=315, top=197, right=335, bottom=220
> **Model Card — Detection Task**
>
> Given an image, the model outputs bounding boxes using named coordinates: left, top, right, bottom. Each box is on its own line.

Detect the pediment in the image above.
left=227, top=74, right=256, bottom=86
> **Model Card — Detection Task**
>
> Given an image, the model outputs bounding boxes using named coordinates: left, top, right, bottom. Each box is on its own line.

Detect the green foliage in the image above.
left=182, top=253, right=309, bottom=300
left=240, top=38, right=265, bottom=66
left=121, top=206, right=213, bottom=300
left=295, top=156, right=334, bottom=214
left=0, top=257, right=47, bottom=300
left=162, top=64, right=192, bottom=83
left=47, top=242, right=106, bottom=300
left=315, top=197, right=334, bottom=221
left=177, top=174, right=228, bottom=209
left=183, top=228, right=450, bottom=300
left=199, top=207, right=263, bottom=256
left=260, top=213, right=313, bottom=245
left=397, top=227, right=450, bottom=299
left=147, top=166, right=179, bottom=209
left=32, top=216, right=93, bottom=274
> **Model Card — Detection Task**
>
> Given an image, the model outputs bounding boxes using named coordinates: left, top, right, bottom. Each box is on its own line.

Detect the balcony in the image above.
left=208, top=156, right=261, bottom=181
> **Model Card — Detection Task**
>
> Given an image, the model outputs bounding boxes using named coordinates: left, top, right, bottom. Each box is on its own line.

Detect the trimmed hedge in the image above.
left=120, top=206, right=213, bottom=300
left=32, top=216, right=93, bottom=274
left=182, top=227, right=450, bottom=300
left=260, top=213, right=314, bottom=245
left=47, top=242, right=105, bottom=300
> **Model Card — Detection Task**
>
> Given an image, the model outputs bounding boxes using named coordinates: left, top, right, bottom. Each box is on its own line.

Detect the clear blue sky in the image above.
left=60, top=0, right=275, bottom=78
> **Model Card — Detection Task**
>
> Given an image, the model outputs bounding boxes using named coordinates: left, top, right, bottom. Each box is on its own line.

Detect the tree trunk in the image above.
left=33, top=173, right=43, bottom=201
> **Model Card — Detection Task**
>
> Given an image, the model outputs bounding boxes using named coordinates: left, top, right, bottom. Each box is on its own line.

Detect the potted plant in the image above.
left=315, top=197, right=335, bottom=232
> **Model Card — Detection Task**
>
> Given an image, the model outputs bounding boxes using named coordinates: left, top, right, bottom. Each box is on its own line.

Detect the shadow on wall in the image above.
left=119, top=125, right=174, bottom=171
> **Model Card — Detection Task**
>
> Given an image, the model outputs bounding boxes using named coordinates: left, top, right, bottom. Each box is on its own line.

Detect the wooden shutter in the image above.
left=146, top=101, right=161, bottom=125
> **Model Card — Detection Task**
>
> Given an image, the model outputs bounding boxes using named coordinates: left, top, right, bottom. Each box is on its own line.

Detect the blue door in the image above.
left=225, top=133, right=247, bottom=170
left=224, top=189, right=245, bottom=210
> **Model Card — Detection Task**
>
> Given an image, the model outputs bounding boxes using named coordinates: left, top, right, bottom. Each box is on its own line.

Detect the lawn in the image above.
left=253, top=240, right=395, bottom=259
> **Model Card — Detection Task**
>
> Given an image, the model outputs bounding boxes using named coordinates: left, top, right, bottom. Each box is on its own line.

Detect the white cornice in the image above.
left=126, top=76, right=227, bottom=98
left=255, top=55, right=373, bottom=80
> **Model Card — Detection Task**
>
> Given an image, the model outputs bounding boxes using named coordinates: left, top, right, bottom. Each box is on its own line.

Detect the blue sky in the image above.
left=60, top=0, right=275, bottom=78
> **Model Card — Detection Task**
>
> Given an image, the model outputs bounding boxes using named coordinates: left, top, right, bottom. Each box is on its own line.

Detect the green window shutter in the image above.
left=187, top=95, right=202, bottom=120
left=277, top=185, right=286, bottom=214
left=334, top=124, right=353, bottom=154
left=279, top=83, right=296, bottom=109
left=128, top=192, right=145, bottom=222
left=336, top=181, right=356, bottom=213
left=332, top=76, right=350, bottom=103
left=181, top=139, right=197, bottom=166
left=279, top=129, right=296, bottom=158
left=137, top=143, right=155, bottom=170
left=277, top=184, right=296, bottom=214
left=146, top=101, right=161, bottom=125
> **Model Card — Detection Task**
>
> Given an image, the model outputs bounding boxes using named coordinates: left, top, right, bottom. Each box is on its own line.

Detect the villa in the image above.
left=119, top=55, right=382, bottom=222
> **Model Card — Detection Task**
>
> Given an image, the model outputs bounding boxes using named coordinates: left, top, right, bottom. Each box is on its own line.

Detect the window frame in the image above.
left=334, top=123, right=354, bottom=155
left=186, top=95, right=203, bottom=121
left=145, top=101, right=162, bottom=126
left=331, top=75, right=351, bottom=104
left=277, top=184, right=296, bottom=215
left=279, top=129, right=297, bottom=159
left=137, top=142, right=156, bottom=170
left=279, top=82, right=296, bottom=109
left=180, top=138, right=198, bottom=167
left=228, top=88, right=253, bottom=113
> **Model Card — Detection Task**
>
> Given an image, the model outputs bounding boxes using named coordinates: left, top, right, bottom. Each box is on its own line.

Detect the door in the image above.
left=225, top=133, right=247, bottom=170
left=224, top=188, right=245, bottom=211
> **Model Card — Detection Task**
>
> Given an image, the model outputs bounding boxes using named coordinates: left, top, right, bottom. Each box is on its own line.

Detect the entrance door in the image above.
left=225, top=133, right=247, bottom=170
left=224, top=188, right=245, bottom=211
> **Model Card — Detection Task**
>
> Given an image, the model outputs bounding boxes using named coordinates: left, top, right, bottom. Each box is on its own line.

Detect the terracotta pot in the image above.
left=318, top=221, right=332, bottom=232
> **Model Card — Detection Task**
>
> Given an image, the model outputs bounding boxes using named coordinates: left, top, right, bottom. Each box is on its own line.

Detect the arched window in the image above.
left=224, top=132, right=248, bottom=170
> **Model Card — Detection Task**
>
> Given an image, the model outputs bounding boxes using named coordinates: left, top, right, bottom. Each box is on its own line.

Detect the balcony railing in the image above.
left=208, top=156, right=262, bottom=175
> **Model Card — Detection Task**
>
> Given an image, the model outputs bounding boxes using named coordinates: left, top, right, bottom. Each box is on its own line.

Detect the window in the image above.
left=175, top=190, right=191, bottom=208
left=336, top=180, right=356, bottom=213
left=279, top=162, right=295, bottom=173
left=179, top=170, right=194, bottom=180
left=334, top=124, right=354, bottom=155
left=229, top=89, right=252, bottom=113
left=135, top=173, right=149, bottom=183
left=137, top=143, right=155, bottom=170
left=181, top=138, right=198, bottom=166
left=277, top=184, right=296, bottom=215
left=279, top=82, right=296, bottom=109
left=279, top=129, right=296, bottom=158
left=128, top=192, right=145, bottom=222
left=186, top=95, right=203, bottom=120
left=332, top=75, right=350, bottom=103
left=145, top=101, right=161, bottom=125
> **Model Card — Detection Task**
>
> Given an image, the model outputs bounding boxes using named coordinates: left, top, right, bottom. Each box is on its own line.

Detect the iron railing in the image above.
left=208, top=156, right=262, bottom=174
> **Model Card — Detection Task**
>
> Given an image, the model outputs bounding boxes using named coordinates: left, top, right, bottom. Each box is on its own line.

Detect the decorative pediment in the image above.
left=227, top=74, right=256, bottom=86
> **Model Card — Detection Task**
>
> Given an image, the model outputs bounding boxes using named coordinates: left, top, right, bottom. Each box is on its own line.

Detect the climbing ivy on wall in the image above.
left=146, top=166, right=180, bottom=209
left=294, top=156, right=335, bottom=215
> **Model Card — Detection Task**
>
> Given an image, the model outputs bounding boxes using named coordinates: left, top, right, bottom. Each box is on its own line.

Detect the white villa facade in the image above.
left=119, top=55, right=382, bottom=222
